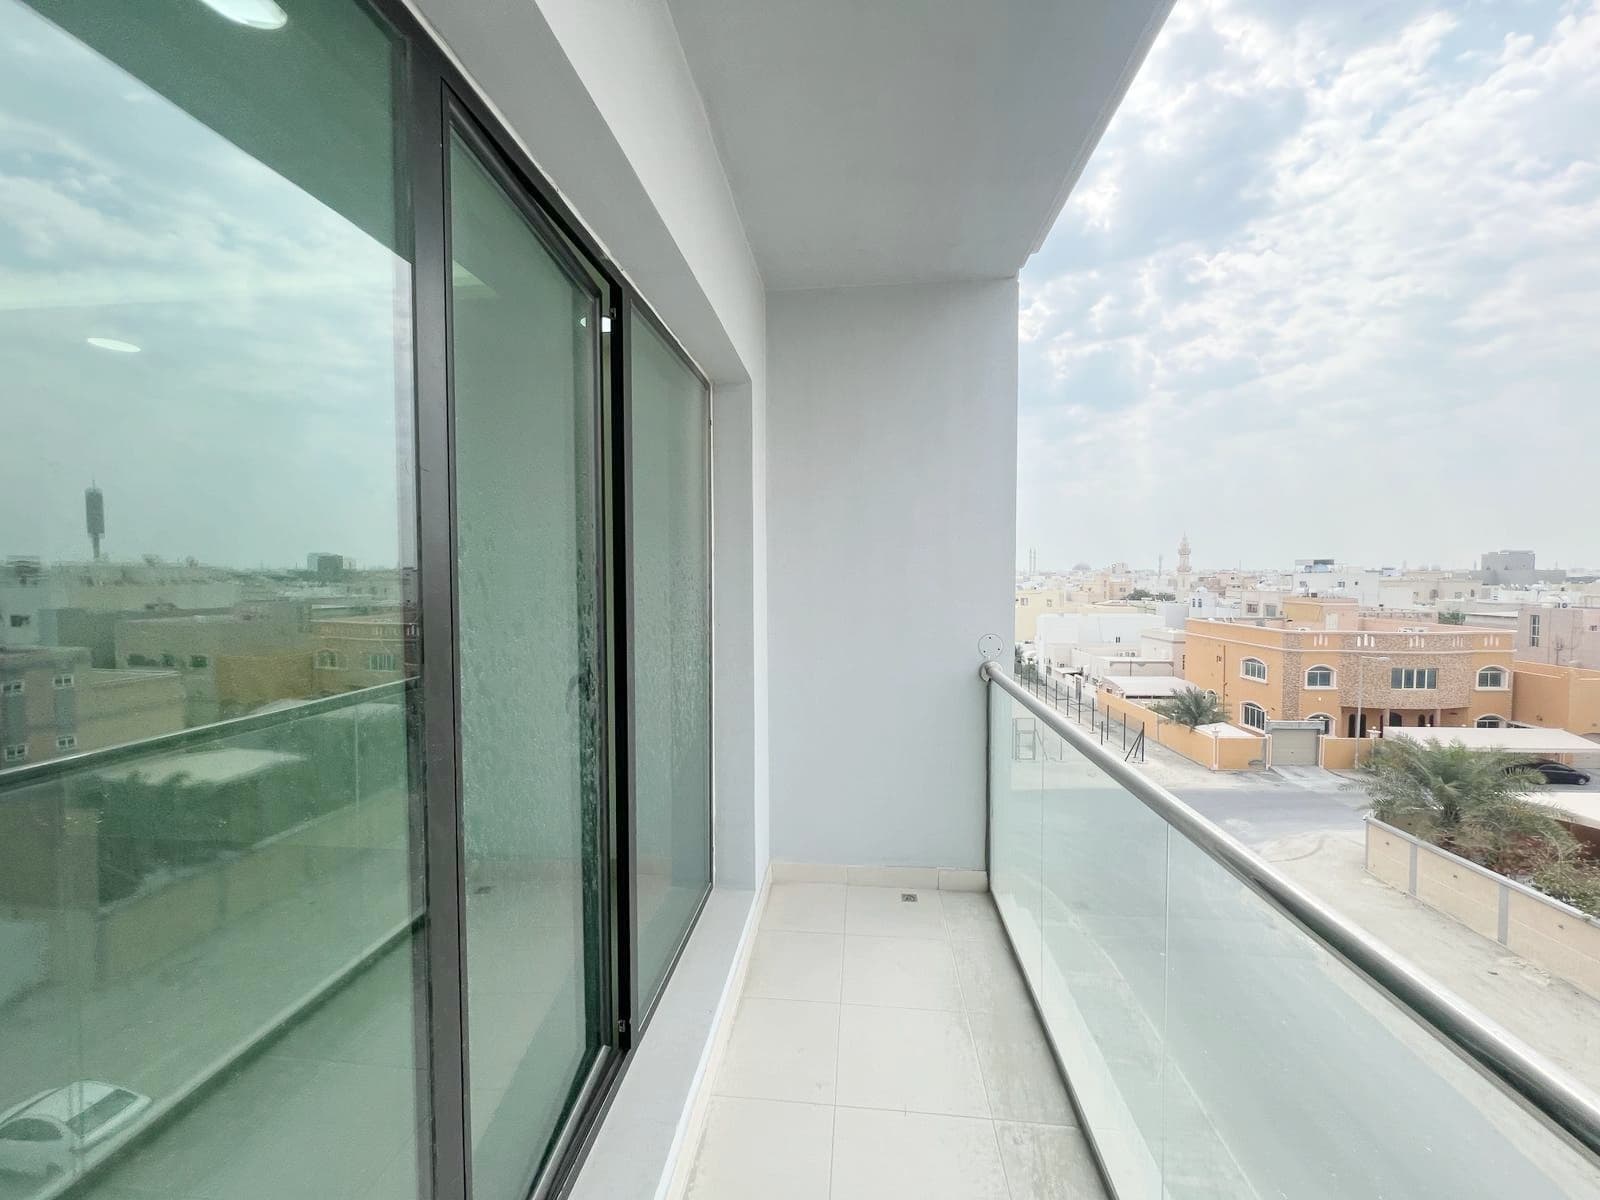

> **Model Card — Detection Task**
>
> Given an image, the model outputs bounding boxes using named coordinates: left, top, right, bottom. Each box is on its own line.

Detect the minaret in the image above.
left=1177, top=532, right=1192, bottom=577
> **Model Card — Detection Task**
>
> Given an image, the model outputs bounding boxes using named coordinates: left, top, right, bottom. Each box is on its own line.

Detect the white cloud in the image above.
left=1019, top=0, right=1600, bottom=572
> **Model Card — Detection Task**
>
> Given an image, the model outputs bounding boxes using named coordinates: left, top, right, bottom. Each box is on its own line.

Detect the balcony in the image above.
left=5, top=0, right=1597, bottom=1198
left=673, top=664, right=1600, bottom=1199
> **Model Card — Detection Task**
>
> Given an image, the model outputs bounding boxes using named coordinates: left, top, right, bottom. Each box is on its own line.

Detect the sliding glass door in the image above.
left=0, top=3, right=713, bottom=1197
left=446, top=126, right=610, bottom=1200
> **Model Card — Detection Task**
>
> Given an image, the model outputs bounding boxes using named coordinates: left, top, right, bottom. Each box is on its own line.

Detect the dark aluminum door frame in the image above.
left=375, top=1, right=716, bottom=1196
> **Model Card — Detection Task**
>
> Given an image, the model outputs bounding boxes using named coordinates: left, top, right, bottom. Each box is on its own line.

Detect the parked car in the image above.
left=1518, top=759, right=1593, bottom=786
left=0, top=1082, right=151, bottom=1178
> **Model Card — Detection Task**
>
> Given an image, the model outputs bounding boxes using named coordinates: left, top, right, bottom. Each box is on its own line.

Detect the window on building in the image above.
left=7, top=614, right=29, bottom=628
left=1476, top=715, right=1505, bottom=728
left=51, top=674, right=73, bottom=689
left=55, top=735, right=76, bottom=751
left=1, top=680, right=21, bottom=696
left=1306, top=665, right=1334, bottom=688
left=366, top=652, right=399, bottom=672
left=189, top=655, right=209, bottom=669
left=160, top=654, right=177, bottom=668
left=126, top=654, right=156, bottom=668
left=1530, top=613, right=1542, bottom=646
left=1242, top=657, right=1268, bottom=681
left=1477, top=666, right=1506, bottom=688
left=1018, top=597, right=1028, bottom=606
left=1390, top=667, right=1439, bottom=689
left=1241, top=701, right=1267, bottom=730
left=2, top=746, right=25, bottom=764
left=314, top=650, right=341, bottom=670
left=1307, top=713, right=1332, bottom=734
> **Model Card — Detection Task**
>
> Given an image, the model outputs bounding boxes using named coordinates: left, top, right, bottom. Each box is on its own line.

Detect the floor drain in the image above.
left=900, top=892, right=918, bottom=903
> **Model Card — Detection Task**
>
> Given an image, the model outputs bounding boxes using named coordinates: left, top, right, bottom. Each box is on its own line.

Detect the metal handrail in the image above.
left=980, top=659, right=1600, bottom=1163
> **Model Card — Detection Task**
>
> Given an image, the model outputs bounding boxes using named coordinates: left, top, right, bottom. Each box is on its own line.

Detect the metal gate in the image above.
left=1268, top=721, right=1322, bottom=766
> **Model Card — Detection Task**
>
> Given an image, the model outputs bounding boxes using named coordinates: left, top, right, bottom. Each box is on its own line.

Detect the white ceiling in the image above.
left=666, top=0, right=1172, bottom=291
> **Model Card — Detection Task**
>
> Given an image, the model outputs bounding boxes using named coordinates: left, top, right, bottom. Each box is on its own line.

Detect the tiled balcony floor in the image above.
left=684, top=883, right=1106, bottom=1200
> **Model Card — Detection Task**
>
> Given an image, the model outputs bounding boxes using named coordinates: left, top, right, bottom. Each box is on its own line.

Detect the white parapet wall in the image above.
left=1365, top=818, right=1600, bottom=998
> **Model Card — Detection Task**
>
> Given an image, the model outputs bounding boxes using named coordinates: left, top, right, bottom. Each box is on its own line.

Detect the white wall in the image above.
left=766, top=280, right=1018, bottom=870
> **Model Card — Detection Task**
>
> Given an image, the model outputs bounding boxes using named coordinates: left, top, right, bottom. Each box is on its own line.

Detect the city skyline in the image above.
left=1017, top=0, right=1600, bottom=570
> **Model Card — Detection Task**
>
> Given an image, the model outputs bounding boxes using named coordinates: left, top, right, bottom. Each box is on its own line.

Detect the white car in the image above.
left=0, top=1082, right=151, bottom=1178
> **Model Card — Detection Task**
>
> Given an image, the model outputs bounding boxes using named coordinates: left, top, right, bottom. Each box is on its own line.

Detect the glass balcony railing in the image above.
left=0, top=685, right=424, bottom=1199
left=982, top=661, right=1600, bottom=1200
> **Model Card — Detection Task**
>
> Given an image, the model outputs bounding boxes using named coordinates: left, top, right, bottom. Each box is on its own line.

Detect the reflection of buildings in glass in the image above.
left=115, top=605, right=318, bottom=725
left=0, top=559, right=245, bottom=649
left=312, top=611, right=411, bottom=693
left=0, top=646, right=184, bottom=766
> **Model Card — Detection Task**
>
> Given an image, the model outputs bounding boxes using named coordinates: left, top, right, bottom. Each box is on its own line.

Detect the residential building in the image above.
left=0, top=646, right=184, bottom=765
left=1140, top=625, right=1187, bottom=669
left=1517, top=603, right=1600, bottom=668
left=1184, top=600, right=1515, bottom=736
left=1013, top=585, right=1071, bottom=642
left=1481, top=549, right=1566, bottom=587
left=0, top=559, right=243, bottom=648
left=312, top=612, right=412, bottom=693
left=1512, top=662, right=1600, bottom=739
left=1, top=5, right=1594, bottom=1200
left=115, top=607, right=316, bottom=724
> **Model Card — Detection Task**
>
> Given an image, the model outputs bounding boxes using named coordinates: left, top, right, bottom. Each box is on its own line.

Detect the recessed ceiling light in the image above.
left=197, top=0, right=289, bottom=30
left=87, top=337, right=141, bottom=354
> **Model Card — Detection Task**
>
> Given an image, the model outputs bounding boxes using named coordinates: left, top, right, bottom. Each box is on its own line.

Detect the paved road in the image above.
left=1173, top=774, right=1600, bottom=849
left=1173, top=782, right=1367, bottom=847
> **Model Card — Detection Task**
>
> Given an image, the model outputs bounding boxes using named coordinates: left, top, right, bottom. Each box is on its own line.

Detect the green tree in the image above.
left=1151, top=686, right=1227, bottom=729
left=1437, top=609, right=1467, bottom=625
left=1359, top=738, right=1575, bottom=875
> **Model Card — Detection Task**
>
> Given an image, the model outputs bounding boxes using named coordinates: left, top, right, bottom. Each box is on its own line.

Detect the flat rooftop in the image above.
left=1385, top=727, right=1598, bottom=754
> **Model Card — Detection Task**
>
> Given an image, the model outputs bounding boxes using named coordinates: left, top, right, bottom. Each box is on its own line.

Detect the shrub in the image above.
left=1533, top=861, right=1600, bottom=919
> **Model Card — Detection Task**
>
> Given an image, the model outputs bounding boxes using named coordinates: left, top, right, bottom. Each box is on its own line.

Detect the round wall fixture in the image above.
left=198, top=0, right=289, bottom=30
left=978, top=633, right=1004, bottom=661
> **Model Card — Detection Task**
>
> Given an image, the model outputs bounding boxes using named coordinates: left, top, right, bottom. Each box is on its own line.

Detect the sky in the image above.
left=1017, top=0, right=1600, bottom=575
left=1, top=0, right=410, bottom=571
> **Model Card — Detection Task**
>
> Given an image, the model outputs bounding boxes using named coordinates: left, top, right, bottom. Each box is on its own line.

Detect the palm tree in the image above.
left=1359, top=738, right=1575, bottom=875
left=1151, top=686, right=1226, bottom=729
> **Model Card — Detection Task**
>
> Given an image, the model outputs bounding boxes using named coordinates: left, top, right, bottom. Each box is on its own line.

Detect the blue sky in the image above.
left=1018, top=0, right=1600, bottom=574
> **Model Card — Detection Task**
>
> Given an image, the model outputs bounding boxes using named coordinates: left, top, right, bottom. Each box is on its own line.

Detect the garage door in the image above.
left=1271, top=727, right=1320, bottom=766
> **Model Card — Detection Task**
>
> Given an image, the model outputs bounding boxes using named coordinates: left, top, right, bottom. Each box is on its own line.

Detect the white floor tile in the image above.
left=746, top=931, right=845, bottom=1003
left=763, top=883, right=848, bottom=934
left=953, top=933, right=1037, bottom=1016
left=941, top=891, right=1005, bottom=941
left=844, top=885, right=947, bottom=939
left=841, top=935, right=962, bottom=1010
left=714, top=997, right=839, bottom=1104
left=968, top=1010, right=1075, bottom=1124
left=834, top=1004, right=988, bottom=1117
left=994, top=1120, right=1106, bottom=1198
left=686, top=1096, right=834, bottom=1200
left=830, top=1107, right=1009, bottom=1200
